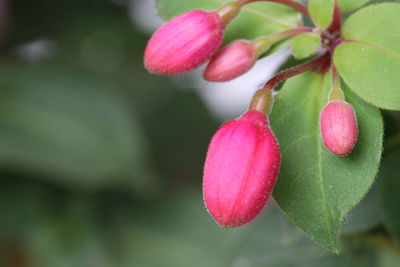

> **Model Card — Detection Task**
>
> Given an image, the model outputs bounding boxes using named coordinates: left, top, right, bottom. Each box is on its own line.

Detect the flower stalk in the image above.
left=252, top=27, right=313, bottom=54
left=329, top=65, right=344, bottom=101
left=263, top=53, right=330, bottom=91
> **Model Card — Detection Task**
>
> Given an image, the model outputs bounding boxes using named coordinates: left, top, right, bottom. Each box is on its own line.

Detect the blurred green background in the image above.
left=0, top=0, right=400, bottom=266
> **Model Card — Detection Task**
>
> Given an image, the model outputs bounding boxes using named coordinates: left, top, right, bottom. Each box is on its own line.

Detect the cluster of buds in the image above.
left=144, top=0, right=358, bottom=228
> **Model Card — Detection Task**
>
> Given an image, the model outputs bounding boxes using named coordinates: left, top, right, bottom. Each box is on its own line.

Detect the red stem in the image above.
left=327, top=2, right=341, bottom=33
left=239, top=0, right=309, bottom=16
left=263, top=53, right=330, bottom=90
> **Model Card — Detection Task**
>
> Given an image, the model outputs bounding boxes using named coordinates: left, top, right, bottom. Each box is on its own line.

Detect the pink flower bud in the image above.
left=320, top=101, right=358, bottom=156
left=144, top=10, right=225, bottom=75
left=203, top=40, right=257, bottom=82
left=203, top=110, right=280, bottom=228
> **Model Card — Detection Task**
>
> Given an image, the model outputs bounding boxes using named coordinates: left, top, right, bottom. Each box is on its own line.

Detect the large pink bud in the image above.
left=144, top=10, right=226, bottom=75
left=320, top=101, right=358, bottom=156
left=203, top=40, right=257, bottom=82
left=203, top=110, right=280, bottom=228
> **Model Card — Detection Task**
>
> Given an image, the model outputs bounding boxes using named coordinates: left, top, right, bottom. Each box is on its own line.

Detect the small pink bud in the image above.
left=320, top=101, right=358, bottom=156
left=203, top=110, right=280, bottom=228
left=144, top=10, right=225, bottom=75
left=203, top=40, right=257, bottom=82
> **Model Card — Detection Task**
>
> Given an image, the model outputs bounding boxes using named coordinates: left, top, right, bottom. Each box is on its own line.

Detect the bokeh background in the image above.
left=1, top=0, right=400, bottom=266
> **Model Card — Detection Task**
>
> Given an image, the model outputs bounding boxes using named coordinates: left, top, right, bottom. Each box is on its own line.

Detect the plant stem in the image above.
left=331, top=65, right=340, bottom=91
left=327, top=2, right=341, bottom=33
left=270, top=27, right=312, bottom=42
left=249, top=53, right=330, bottom=112
left=329, top=65, right=344, bottom=101
left=249, top=88, right=274, bottom=114
left=239, top=0, right=309, bottom=16
left=217, top=2, right=242, bottom=24
left=263, top=53, right=330, bottom=90
left=252, top=27, right=312, bottom=55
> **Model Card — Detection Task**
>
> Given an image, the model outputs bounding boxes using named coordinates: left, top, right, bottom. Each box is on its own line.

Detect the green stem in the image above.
left=329, top=65, right=344, bottom=101
left=252, top=27, right=312, bottom=55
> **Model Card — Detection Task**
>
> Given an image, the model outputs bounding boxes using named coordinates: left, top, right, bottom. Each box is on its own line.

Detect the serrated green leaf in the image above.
left=338, top=0, right=372, bottom=12
left=270, top=72, right=383, bottom=252
left=308, top=0, right=335, bottom=28
left=333, top=3, right=400, bottom=110
left=380, top=144, right=400, bottom=241
left=156, top=0, right=302, bottom=42
left=291, top=33, right=321, bottom=59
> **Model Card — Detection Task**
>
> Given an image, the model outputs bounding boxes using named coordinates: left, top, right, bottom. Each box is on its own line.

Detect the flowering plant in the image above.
left=145, top=0, right=400, bottom=253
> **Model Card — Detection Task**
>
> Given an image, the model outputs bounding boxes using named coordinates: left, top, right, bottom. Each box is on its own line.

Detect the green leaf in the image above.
left=270, top=72, right=383, bottom=252
left=156, top=0, right=302, bottom=42
left=333, top=3, right=400, bottom=110
left=338, top=0, right=372, bottom=12
left=291, top=33, right=321, bottom=59
left=380, top=144, right=400, bottom=241
left=308, top=0, right=335, bottom=28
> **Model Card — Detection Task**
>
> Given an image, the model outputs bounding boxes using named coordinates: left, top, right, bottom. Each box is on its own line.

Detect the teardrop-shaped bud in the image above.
left=203, top=110, right=280, bottom=228
left=320, top=101, right=358, bottom=156
left=144, top=10, right=225, bottom=75
left=203, top=40, right=257, bottom=82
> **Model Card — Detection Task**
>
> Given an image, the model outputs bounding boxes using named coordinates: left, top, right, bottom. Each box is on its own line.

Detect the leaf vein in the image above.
left=317, top=130, right=334, bottom=247
left=315, top=75, right=335, bottom=248
left=281, top=135, right=311, bottom=157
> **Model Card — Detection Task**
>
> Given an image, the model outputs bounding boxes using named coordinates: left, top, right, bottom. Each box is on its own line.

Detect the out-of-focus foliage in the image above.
left=381, top=144, right=400, bottom=242
left=0, top=0, right=399, bottom=266
left=0, top=63, right=157, bottom=193
left=2, top=177, right=400, bottom=267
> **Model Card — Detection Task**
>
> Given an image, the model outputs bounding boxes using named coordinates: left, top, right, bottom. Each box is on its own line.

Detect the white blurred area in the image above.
left=129, top=0, right=289, bottom=120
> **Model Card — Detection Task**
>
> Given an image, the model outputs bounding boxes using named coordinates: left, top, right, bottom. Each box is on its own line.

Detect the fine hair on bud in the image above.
left=203, top=110, right=280, bottom=228
left=320, top=100, right=358, bottom=156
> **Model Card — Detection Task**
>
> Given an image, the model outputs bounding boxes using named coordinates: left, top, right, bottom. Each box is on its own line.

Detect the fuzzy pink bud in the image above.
left=203, top=110, right=280, bottom=228
left=320, top=101, right=358, bottom=156
left=203, top=40, right=257, bottom=82
left=144, top=10, right=225, bottom=75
